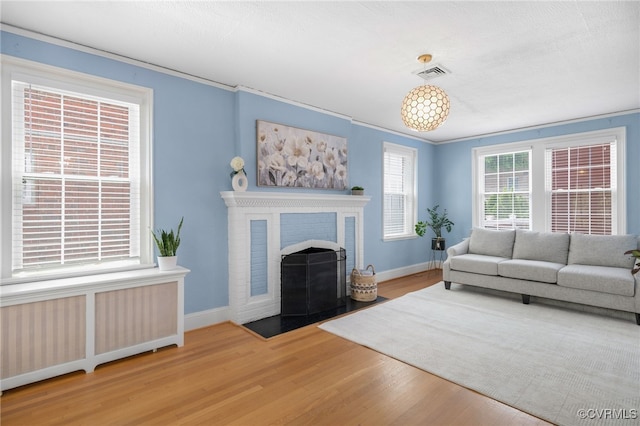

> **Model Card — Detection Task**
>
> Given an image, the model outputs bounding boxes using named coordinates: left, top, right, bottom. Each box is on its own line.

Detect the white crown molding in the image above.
left=352, top=119, right=434, bottom=144
left=439, top=109, right=640, bottom=145
left=0, top=23, right=234, bottom=92
left=235, top=86, right=354, bottom=122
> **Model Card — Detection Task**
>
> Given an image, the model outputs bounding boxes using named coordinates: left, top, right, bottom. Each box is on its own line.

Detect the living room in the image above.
left=1, top=2, right=639, bottom=425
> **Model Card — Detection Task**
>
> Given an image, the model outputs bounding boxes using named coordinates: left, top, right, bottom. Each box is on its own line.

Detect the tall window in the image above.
left=473, top=128, right=625, bottom=234
left=2, top=58, right=152, bottom=281
left=480, top=150, right=531, bottom=230
left=383, top=142, right=417, bottom=240
left=547, top=142, right=616, bottom=235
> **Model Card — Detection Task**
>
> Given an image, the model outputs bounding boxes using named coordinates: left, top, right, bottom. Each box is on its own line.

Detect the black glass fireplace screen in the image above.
left=281, top=247, right=347, bottom=316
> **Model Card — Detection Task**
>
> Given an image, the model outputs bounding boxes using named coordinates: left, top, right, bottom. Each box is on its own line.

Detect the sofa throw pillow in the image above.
left=512, top=230, right=570, bottom=264
left=468, top=228, right=515, bottom=258
left=567, top=233, right=638, bottom=269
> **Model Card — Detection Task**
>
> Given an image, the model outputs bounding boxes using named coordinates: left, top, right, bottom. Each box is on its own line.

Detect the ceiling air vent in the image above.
left=414, top=64, right=450, bottom=81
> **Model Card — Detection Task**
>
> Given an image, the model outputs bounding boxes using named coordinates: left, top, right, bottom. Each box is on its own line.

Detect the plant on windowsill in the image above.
left=351, top=186, right=364, bottom=195
left=415, top=204, right=454, bottom=251
left=151, top=217, right=183, bottom=271
left=624, top=249, right=640, bottom=275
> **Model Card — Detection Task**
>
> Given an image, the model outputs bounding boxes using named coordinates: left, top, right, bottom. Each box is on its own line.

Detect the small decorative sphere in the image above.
left=400, top=85, right=450, bottom=132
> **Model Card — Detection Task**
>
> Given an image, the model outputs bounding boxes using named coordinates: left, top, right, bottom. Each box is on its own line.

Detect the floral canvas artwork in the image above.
left=257, top=120, right=348, bottom=189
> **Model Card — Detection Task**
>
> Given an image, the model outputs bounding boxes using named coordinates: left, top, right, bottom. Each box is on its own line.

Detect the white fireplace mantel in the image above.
left=220, top=191, right=371, bottom=209
left=221, top=191, right=371, bottom=324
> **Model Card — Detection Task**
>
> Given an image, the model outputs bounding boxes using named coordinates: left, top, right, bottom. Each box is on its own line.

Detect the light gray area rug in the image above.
left=319, top=283, right=640, bottom=426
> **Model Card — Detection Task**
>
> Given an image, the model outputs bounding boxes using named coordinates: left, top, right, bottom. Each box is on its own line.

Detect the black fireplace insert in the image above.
left=281, top=247, right=347, bottom=316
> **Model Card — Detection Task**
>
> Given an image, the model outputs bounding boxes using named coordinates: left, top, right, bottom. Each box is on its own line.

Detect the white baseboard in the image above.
left=375, top=262, right=434, bottom=283
left=184, top=306, right=231, bottom=331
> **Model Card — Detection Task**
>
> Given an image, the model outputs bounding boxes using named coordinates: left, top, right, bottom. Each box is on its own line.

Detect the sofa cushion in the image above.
left=499, top=259, right=565, bottom=284
left=512, top=230, right=570, bottom=265
left=557, top=264, right=635, bottom=297
left=449, top=254, right=507, bottom=276
left=568, top=233, right=638, bottom=269
left=468, top=228, right=515, bottom=259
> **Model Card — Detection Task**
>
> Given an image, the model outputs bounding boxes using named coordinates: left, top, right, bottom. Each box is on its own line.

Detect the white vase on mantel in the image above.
left=232, top=171, right=248, bottom=192
left=157, top=255, right=177, bottom=271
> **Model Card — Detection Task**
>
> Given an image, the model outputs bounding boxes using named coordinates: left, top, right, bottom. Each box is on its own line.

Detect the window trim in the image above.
left=472, top=127, right=626, bottom=234
left=382, top=141, right=418, bottom=241
left=477, top=148, right=532, bottom=230
left=1, top=55, right=154, bottom=284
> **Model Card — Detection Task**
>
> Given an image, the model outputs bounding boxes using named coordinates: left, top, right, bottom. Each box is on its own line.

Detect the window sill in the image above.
left=383, top=234, right=418, bottom=242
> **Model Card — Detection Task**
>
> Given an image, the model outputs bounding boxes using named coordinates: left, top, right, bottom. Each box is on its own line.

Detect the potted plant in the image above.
left=624, top=249, right=640, bottom=275
left=351, top=186, right=365, bottom=195
left=151, top=217, right=183, bottom=270
left=351, top=186, right=364, bottom=195
left=415, top=204, right=454, bottom=250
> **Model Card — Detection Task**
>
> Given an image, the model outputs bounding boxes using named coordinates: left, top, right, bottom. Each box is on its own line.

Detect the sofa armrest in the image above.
left=447, top=238, right=469, bottom=257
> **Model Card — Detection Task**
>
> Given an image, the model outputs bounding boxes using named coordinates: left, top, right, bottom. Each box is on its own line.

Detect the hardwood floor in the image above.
left=1, top=270, right=550, bottom=425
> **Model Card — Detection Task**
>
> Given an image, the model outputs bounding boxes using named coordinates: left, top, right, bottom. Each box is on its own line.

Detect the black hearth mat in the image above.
left=242, top=296, right=387, bottom=339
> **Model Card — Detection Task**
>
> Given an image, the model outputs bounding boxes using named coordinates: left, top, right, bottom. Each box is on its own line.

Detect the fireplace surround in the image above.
left=221, top=191, right=370, bottom=324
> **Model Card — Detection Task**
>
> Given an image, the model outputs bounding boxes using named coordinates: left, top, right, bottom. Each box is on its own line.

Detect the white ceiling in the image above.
left=1, top=1, right=639, bottom=142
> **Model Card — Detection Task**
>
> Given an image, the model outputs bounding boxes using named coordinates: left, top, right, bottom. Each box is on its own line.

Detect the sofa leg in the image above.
left=521, top=294, right=530, bottom=305
left=636, top=313, right=640, bottom=326
left=444, top=281, right=451, bottom=290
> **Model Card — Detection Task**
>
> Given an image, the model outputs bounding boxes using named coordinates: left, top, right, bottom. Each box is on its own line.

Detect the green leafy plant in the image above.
left=151, top=217, right=184, bottom=257
left=624, top=249, right=640, bottom=275
left=351, top=186, right=364, bottom=190
left=415, top=205, right=454, bottom=239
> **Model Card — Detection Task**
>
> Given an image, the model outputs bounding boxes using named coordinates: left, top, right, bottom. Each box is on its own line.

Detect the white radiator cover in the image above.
left=0, top=266, right=189, bottom=391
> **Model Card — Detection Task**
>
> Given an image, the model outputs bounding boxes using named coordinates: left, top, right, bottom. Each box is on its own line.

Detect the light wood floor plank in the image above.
left=0, top=270, right=550, bottom=425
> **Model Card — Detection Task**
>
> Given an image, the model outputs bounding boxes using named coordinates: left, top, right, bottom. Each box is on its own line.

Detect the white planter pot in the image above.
left=157, top=255, right=178, bottom=271
left=232, top=171, right=248, bottom=192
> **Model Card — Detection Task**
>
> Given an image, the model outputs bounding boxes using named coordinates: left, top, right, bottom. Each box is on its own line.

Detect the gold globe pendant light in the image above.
left=401, top=54, right=450, bottom=132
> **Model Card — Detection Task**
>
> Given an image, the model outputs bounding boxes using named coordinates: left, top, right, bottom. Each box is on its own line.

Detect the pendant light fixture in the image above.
left=400, top=54, right=450, bottom=132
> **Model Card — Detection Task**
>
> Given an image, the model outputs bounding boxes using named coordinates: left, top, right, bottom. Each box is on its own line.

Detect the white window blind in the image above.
left=11, top=80, right=141, bottom=274
left=383, top=143, right=416, bottom=239
left=546, top=142, right=616, bottom=235
left=480, top=150, right=531, bottom=230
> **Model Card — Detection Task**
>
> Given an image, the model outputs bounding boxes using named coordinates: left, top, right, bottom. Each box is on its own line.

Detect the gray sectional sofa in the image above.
left=443, top=228, right=640, bottom=325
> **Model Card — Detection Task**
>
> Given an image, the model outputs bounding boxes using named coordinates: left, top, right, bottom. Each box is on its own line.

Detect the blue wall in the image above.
left=3, top=30, right=638, bottom=317
left=349, top=124, right=437, bottom=272
left=1, top=30, right=428, bottom=315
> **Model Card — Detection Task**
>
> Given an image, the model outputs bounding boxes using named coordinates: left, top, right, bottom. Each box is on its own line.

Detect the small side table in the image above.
left=428, top=248, right=446, bottom=270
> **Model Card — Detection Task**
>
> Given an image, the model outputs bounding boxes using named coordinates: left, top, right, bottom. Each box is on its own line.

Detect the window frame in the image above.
left=478, top=149, right=532, bottom=230
left=382, top=142, right=418, bottom=241
left=1, top=56, right=154, bottom=284
left=472, top=127, right=626, bottom=234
